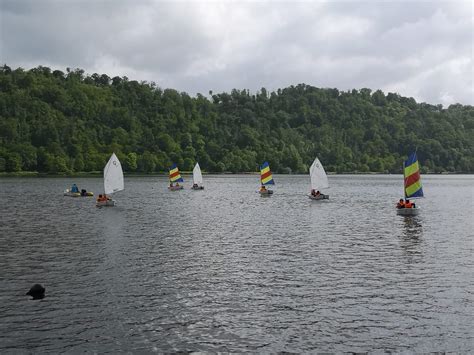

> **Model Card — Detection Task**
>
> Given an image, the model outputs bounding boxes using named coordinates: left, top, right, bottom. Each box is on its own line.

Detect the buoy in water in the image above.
left=26, top=284, right=45, bottom=300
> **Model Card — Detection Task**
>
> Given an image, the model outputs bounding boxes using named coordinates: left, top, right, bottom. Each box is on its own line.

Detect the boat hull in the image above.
left=168, top=185, right=184, bottom=191
left=309, top=194, right=329, bottom=200
left=64, top=191, right=94, bottom=197
left=396, top=207, right=419, bottom=216
left=259, top=190, right=273, bottom=196
left=191, top=186, right=204, bottom=190
left=96, top=199, right=115, bottom=207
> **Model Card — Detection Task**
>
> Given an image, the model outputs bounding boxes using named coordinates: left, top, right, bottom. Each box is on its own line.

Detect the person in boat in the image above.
left=71, top=184, right=79, bottom=193
left=81, top=189, right=87, bottom=196
left=97, top=194, right=108, bottom=203
left=169, top=182, right=174, bottom=187
left=404, top=199, right=414, bottom=208
left=192, top=183, right=199, bottom=189
left=260, top=185, right=267, bottom=192
left=311, top=189, right=321, bottom=197
left=396, top=199, right=405, bottom=209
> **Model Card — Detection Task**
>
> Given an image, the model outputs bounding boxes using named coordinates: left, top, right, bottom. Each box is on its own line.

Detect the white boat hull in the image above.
left=396, top=207, right=419, bottom=216
left=96, top=199, right=115, bottom=207
left=259, top=190, right=273, bottom=196
left=309, top=194, right=329, bottom=200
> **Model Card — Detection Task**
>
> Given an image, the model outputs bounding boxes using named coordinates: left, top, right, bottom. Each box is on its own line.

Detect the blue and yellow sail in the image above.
left=169, top=163, right=184, bottom=183
left=403, top=152, right=423, bottom=198
left=260, top=161, right=274, bottom=185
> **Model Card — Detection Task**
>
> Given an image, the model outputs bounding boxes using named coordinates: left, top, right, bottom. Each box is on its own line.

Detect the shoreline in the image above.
left=1, top=171, right=472, bottom=178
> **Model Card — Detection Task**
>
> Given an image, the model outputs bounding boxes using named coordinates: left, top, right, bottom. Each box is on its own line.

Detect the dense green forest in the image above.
left=0, top=65, right=473, bottom=174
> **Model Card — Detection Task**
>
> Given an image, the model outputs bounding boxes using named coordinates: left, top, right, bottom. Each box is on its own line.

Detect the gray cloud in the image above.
left=1, top=0, right=472, bottom=105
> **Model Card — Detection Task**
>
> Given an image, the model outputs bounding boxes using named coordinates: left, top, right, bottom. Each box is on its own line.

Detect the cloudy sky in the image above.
left=1, top=0, right=472, bottom=105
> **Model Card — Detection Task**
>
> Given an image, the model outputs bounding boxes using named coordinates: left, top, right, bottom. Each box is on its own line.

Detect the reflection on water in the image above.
left=0, top=175, right=473, bottom=353
left=399, top=216, right=423, bottom=259
left=402, top=216, right=423, bottom=239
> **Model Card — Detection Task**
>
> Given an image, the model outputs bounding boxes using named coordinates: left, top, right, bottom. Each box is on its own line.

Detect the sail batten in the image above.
left=193, top=163, right=203, bottom=185
left=403, top=152, right=423, bottom=198
left=310, top=158, right=329, bottom=190
left=104, top=153, right=124, bottom=195
left=260, top=161, right=274, bottom=185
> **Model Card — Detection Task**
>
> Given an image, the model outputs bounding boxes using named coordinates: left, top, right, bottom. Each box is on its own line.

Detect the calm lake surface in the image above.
left=1, top=175, right=473, bottom=352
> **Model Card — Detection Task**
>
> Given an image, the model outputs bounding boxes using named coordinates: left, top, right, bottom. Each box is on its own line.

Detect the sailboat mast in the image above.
left=403, top=160, right=406, bottom=198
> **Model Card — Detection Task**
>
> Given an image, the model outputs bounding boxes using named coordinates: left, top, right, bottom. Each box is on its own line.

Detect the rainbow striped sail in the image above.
left=260, top=161, right=274, bottom=185
left=403, top=152, right=423, bottom=198
left=169, top=163, right=184, bottom=183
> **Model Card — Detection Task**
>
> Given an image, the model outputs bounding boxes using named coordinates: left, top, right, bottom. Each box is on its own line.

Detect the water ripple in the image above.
left=1, top=175, right=473, bottom=352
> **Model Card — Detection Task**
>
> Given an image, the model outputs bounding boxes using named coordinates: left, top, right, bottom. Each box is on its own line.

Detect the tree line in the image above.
left=0, top=65, right=473, bottom=174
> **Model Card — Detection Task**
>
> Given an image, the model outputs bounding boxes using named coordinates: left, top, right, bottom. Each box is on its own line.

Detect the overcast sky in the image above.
left=1, top=0, right=472, bottom=105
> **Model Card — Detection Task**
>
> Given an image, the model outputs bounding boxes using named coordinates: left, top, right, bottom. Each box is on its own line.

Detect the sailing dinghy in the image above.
left=191, top=163, right=204, bottom=189
left=259, top=161, right=274, bottom=196
left=396, top=152, right=423, bottom=216
left=96, top=153, right=124, bottom=207
left=168, top=164, right=184, bottom=190
left=64, top=189, right=93, bottom=197
left=309, top=157, right=329, bottom=200
left=64, top=184, right=93, bottom=197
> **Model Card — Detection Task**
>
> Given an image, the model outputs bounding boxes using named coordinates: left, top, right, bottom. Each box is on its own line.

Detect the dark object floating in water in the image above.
left=26, top=284, right=45, bottom=300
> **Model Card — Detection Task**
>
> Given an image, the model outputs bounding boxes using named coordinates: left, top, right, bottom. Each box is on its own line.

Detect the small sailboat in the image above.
left=64, top=189, right=94, bottom=197
left=309, top=157, right=329, bottom=200
left=259, top=161, right=274, bottom=196
left=191, top=162, right=204, bottom=190
left=168, top=163, right=184, bottom=190
left=396, top=152, right=423, bottom=216
left=64, top=183, right=93, bottom=197
left=96, top=153, right=124, bottom=207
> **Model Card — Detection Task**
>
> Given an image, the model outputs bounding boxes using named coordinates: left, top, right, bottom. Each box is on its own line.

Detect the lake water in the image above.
left=1, top=175, right=473, bottom=352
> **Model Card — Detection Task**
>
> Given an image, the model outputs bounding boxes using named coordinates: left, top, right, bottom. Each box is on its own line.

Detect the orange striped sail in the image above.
left=404, top=152, right=423, bottom=198
left=260, top=161, right=274, bottom=185
left=169, top=164, right=184, bottom=183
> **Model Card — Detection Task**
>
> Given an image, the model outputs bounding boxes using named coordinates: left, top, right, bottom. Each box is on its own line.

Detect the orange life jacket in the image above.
left=405, top=201, right=413, bottom=208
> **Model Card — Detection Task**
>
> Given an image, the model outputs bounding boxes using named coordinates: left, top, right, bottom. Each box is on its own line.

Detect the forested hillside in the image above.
left=1, top=65, right=473, bottom=174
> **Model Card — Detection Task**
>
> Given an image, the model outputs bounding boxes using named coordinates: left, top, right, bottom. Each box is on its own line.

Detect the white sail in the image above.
left=192, top=162, right=203, bottom=185
left=310, top=157, right=329, bottom=190
left=104, top=153, right=124, bottom=195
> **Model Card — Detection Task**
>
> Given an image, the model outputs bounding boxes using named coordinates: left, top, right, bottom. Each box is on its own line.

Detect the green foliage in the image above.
left=138, top=151, right=157, bottom=173
left=0, top=65, right=473, bottom=174
left=124, top=152, right=138, bottom=172
left=5, top=152, right=22, bottom=172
